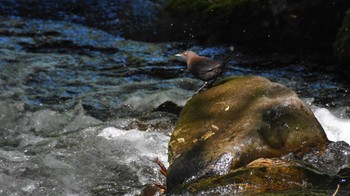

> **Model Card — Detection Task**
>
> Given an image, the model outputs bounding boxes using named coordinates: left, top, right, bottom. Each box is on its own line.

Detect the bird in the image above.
left=175, top=51, right=231, bottom=94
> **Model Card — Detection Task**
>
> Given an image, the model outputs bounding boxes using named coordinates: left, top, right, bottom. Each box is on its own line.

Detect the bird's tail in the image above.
left=221, top=54, right=234, bottom=68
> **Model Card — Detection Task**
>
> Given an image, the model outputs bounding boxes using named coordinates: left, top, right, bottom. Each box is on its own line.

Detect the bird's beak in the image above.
left=175, top=54, right=182, bottom=57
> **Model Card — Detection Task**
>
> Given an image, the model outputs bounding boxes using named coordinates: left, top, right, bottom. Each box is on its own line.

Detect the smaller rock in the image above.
left=153, top=101, right=182, bottom=116
left=142, top=184, right=165, bottom=196
left=170, top=158, right=333, bottom=195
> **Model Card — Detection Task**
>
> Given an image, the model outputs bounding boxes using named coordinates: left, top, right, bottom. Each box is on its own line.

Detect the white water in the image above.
left=98, top=127, right=169, bottom=169
left=313, top=106, right=350, bottom=145
left=0, top=100, right=171, bottom=195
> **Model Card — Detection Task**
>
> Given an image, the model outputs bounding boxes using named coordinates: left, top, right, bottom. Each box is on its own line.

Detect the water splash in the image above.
left=312, top=106, right=350, bottom=145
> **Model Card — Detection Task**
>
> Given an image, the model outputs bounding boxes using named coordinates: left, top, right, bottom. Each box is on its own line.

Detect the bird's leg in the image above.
left=207, top=78, right=217, bottom=88
left=195, top=81, right=209, bottom=95
left=155, top=158, right=167, bottom=177
left=149, top=158, right=167, bottom=194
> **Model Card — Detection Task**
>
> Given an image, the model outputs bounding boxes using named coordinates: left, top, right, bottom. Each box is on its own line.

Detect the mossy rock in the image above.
left=167, top=76, right=329, bottom=192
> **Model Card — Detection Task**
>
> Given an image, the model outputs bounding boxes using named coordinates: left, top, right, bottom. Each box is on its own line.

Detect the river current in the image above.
left=0, top=17, right=350, bottom=195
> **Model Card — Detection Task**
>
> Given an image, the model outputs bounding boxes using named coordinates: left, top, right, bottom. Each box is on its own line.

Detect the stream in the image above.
left=0, top=17, right=350, bottom=195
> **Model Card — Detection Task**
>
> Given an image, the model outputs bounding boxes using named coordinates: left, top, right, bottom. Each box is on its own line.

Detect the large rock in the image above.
left=167, top=76, right=329, bottom=193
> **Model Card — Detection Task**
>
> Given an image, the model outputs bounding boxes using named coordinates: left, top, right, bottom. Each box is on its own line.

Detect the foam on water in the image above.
left=313, top=106, right=350, bottom=145
left=0, top=99, right=171, bottom=195
left=98, top=127, right=169, bottom=168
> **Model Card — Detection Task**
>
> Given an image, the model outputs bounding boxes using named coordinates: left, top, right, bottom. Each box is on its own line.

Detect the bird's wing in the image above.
left=191, top=57, right=222, bottom=73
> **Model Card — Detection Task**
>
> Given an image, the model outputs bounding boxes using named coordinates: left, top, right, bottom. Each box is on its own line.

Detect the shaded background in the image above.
left=1, top=0, right=350, bottom=65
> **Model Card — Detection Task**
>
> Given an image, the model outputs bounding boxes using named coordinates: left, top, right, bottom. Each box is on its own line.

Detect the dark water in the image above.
left=0, top=17, right=350, bottom=195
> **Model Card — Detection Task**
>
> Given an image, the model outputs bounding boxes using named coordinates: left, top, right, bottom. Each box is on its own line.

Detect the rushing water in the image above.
left=0, top=17, right=350, bottom=195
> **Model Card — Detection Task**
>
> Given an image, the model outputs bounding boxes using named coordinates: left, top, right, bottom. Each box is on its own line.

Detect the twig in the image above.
left=332, top=184, right=340, bottom=196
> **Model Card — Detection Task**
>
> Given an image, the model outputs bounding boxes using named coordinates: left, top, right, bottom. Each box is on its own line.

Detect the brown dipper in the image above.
left=175, top=51, right=231, bottom=94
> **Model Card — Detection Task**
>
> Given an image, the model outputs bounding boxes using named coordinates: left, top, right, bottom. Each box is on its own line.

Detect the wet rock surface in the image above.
left=170, top=158, right=339, bottom=195
left=167, top=76, right=334, bottom=194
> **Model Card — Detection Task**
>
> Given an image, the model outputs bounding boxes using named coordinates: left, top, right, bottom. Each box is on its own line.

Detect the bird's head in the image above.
left=175, top=51, right=199, bottom=64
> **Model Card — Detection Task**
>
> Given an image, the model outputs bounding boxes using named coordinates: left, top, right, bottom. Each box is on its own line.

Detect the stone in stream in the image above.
left=167, top=76, right=330, bottom=194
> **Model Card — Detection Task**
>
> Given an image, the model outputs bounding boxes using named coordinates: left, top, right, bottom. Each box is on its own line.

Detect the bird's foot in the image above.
left=143, top=158, right=167, bottom=195
left=155, top=158, right=167, bottom=177
left=207, top=78, right=217, bottom=88
left=194, top=81, right=209, bottom=95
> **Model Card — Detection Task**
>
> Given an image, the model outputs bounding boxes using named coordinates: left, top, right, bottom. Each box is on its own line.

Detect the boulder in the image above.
left=167, top=76, right=329, bottom=193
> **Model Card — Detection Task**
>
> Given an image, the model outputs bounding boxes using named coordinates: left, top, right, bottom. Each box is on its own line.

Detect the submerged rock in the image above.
left=167, top=76, right=330, bottom=194
left=153, top=101, right=183, bottom=116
